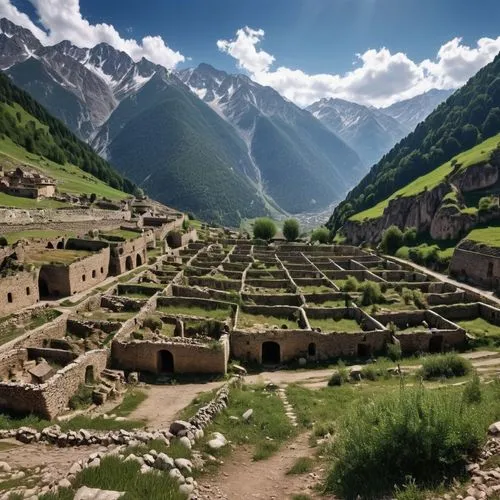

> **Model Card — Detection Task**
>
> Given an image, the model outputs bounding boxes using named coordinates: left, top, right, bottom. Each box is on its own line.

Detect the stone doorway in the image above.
left=38, top=276, right=50, bottom=298
left=429, top=335, right=443, bottom=354
left=262, top=341, right=281, bottom=365
left=357, top=343, right=371, bottom=358
left=125, top=256, right=133, bottom=271
left=308, top=342, right=316, bottom=357
left=136, top=253, right=143, bottom=267
left=85, top=365, right=94, bottom=384
left=158, top=350, right=174, bottom=373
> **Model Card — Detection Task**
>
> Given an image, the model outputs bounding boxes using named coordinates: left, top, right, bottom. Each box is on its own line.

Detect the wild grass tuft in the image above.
left=418, top=353, right=472, bottom=380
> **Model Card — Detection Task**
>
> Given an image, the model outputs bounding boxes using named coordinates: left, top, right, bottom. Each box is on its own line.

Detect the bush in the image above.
left=68, top=384, right=94, bottom=410
left=412, top=289, right=427, bottom=309
left=419, top=353, right=472, bottom=380
left=310, top=227, right=330, bottom=244
left=361, top=365, right=379, bottom=381
left=283, top=218, right=300, bottom=242
left=253, top=218, right=277, bottom=240
left=359, top=281, right=383, bottom=306
left=403, top=227, right=417, bottom=246
left=343, top=276, right=359, bottom=292
left=143, top=315, right=162, bottom=331
left=463, top=372, right=482, bottom=404
left=328, top=362, right=349, bottom=386
left=401, top=288, right=413, bottom=305
left=387, top=342, right=402, bottom=361
left=0, top=236, right=7, bottom=246
left=380, top=225, right=404, bottom=255
left=326, top=386, right=487, bottom=497
left=478, top=196, right=493, bottom=212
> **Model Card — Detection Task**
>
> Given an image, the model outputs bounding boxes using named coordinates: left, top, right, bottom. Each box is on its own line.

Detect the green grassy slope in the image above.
left=350, top=134, right=500, bottom=221
left=329, top=51, right=500, bottom=231
left=0, top=70, right=136, bottom=195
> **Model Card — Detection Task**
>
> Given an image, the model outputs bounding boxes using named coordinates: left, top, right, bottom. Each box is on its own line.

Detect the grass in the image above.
left=350, top=134, right=500, bottom=221
left=4, top=229, right=76, bottom=244
left=158, top=304, right=232, bottom=321
left=306, top=298, right=347, bottom=308
left=38, top=456, right=186, bottom=500
left=465, top=226, right=500, bottom=248
left=308, top=317, right=361, bottom=332
left=201, top=384, right=295, bottom=461
left=100, top=229, right=142, bottom=241
left=237, top=312, right=299, bottom=329
left=299, top=285, right=335, bottom=294
left=325, top=382, right=500, bottom=498
left=24, top=248, right=91, bottom=265
left=0, top=137, right=129, bottom=201
left=287, top=456, right=315, bottom=475
left=0, top=191, right=68, bottom=209
left=457, top=317, right=500, bottom=338
left=112, top=390, right=148, bottom=417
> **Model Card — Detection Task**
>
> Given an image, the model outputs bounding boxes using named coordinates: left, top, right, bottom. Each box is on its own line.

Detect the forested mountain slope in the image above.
left=329, top=52, right=500, bottom=233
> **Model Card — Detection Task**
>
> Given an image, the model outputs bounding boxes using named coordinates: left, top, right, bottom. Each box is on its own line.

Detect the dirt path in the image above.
left=128, top=381, right=225, bottom=428
left=198, top=433, right=333, bottom=500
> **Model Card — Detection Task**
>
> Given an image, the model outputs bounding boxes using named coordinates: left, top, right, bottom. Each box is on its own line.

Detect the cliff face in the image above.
left=341, top=150, right=500, bottom=244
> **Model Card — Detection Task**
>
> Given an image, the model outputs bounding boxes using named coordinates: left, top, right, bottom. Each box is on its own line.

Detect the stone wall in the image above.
left=231, top=329, right=389, bottom=362
left=0, top=268, right=39, bottom=315
left=450, top=245, right=500, bottom=290
left=108, top=235, right=147, bottom=275
left=0, top=349, right=108, bottom=419
left=0, top=208, right=131, bottom=225
left=431, top=302, right=500, bottom=325
left=111, top=337, right=228, bottom=374
left=39, top=247, right=110, bottom=297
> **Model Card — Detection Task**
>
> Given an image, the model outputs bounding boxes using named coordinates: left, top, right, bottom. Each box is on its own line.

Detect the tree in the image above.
left=380, top=225, right=404, bottom=255
left=283, top=218, right=299, bottom=242
left=403, top=227, right=417, bottom=246
left=253, top=218, right=277, bottom=241
left=310, top=227, right=330, bottom=244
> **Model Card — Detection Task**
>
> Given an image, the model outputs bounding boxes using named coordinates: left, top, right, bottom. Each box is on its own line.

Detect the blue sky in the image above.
left=2, top=0, right=500, bottom=106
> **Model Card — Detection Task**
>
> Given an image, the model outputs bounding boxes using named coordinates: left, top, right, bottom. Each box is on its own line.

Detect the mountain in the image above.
left=328, top=51, right=500, bottom=235
left=0, top=70, right=136, bottom=195
left=94, top=68, right=269, bottom=226
left=382, top=89, right=454, bottom=131
left=179, top=63, right=364, bottom=214
left=307, top=97, right=408, bottom=167
left=0, top=18, right=157, bottom=141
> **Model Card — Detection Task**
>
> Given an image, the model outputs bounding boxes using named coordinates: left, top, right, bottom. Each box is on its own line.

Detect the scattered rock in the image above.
left=74, top=486, right=124, bottom=500
left=179, top=436, right=192, bottom=449
left=242, top=409, right=253, bottom=421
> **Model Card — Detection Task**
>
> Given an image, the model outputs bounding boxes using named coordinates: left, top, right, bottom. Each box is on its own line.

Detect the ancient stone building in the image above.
left=450, top=240, right=500, bottom=290
left=99, top=230, right=148, bottom=275
left=0, top=167, right=56, bottom=199
left=0, top=260, right=39, bottom=315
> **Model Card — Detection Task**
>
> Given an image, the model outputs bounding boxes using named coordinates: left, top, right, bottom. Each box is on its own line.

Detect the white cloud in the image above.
left=217, top=28, right=500, bottom=107
left=0, top=0, right=185, bottom=69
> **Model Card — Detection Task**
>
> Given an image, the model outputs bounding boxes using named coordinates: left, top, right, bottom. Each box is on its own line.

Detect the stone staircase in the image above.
left=92, top=369, right=125, bottom=405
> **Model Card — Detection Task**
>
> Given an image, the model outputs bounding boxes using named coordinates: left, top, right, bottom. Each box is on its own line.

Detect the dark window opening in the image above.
left=7, top=292, right=13, bottom=303
left=262, top=341, right=281, bottom=365
left=158, top=350, right=174, bottom=373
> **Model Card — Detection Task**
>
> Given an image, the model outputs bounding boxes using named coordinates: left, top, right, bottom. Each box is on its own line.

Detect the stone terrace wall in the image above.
left=111, top=337, right=228, bottom=374
left=231, top=329, right=389, bottom=362
left=432, top=302, right=500, bottom=325
left=0, top=268, right=39, bottom=315
left=0, top=208, right=131, bottom=226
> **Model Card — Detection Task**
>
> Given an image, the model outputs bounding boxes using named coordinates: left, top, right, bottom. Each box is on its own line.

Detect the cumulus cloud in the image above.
left=217, top=28, right=500, bottom=107
left=0, top=0, right=185, bottom=69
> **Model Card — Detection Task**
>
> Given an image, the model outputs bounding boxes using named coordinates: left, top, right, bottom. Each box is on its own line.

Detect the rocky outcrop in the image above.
left=341, top=152, right=500, bottom=244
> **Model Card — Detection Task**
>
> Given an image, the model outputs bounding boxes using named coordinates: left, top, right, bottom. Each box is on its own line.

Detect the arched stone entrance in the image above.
left=262, top=341, right=281, bottom=365
left=125, top=256, right=133, bottom=271
left=38, top=276, right=50, bottom=298
left=85, top=365, right=94, bottom=384
left=429, top=335, right=443, bottom=354
left=136, top=253, right=143, bottom=267
left=158, top=350, right=174, bottom=373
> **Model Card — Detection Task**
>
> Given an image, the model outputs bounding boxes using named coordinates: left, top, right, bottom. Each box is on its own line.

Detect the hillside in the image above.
left=0, top=71, right=136, bottom=196
left=99, top=70, right=270, bottom=226
left=329, top=51, right=500, bottom=233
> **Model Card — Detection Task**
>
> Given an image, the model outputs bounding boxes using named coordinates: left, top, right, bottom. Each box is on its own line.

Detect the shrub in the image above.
left=403, top=227, right=417, bottom=246
left=253, top=218, right=277, bottom=241
left=343, top=276, right=359, bottom=292
left=359, top=281, right=383, bottom=306
left=325, top=386, right=487, bottom=497
left=380, top=225, right=404, bottom=255
left=328, top=362, right=349, bottom=386
left=463, top=372, right=482, bottom=404
left=310, top=227, right=330, bottom=244
left=283, top=218, right=300, bottom=242
left=387, top=342, right=402, bottom=361
left=478, top=196, right=493, bottom=212
left=69, top=384, right=94, bottom=410
left=361, top=365, right=379, bottom=381
left=412, top=290, right=427, bottom=309
left=419, top=353, right=472, bottom=380
left=143, top=315, right=162, bottom=331
left=0, top=236, right=7, bottom=246
left=401, top=288, right=413, bottom=305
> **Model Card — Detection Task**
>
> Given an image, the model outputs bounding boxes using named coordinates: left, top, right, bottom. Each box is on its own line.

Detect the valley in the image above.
left=0, top=5, right=499, bottom=500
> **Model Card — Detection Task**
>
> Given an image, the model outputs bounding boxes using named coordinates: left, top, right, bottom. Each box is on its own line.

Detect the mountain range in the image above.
left=0, top=17, right=453, bottom=225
